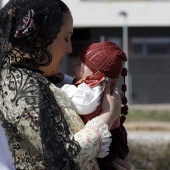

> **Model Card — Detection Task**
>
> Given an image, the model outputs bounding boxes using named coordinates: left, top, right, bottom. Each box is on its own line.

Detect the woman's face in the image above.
left=73, top=59, right=93, bottom=81
left=40, top=11, right=73, bottom=76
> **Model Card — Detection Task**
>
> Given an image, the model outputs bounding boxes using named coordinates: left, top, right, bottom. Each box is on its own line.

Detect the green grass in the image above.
left=127, top=110, right=170, bottom=122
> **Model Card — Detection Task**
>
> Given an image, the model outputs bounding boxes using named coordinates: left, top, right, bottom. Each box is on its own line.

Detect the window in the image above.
left=107, top=37, right=122, bottom=48
left=133, top=44, right=143, bottom=55
left=147, top=43, right=170, bottom=56
left=131, top=38, right=170, bottom=57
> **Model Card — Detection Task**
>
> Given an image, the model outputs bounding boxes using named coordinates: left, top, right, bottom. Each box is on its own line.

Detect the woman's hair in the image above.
left=0, top=0, right=69, bottom=71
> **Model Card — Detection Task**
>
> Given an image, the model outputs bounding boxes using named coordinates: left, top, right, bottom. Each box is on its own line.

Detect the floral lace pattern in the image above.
left=0, top=58, right=80, bottom=169
left=50, top=84, right=112, bottom=170
left=0, top=59, right=112, bottom=170
left=50, top=83, right=100, bottom=169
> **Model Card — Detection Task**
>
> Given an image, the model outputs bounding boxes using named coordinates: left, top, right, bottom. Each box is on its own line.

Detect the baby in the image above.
left=62, top=41, right=127, bottom=126
left=61, top=41, right=129, bottom=169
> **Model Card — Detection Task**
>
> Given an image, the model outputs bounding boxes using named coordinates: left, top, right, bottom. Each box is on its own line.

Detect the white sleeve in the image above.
left=61, top=83, right=102, bottom=115
left=61, top=74, right=74, bottom=85
left=0, top=122, right=15, bottom=170
left=61, top=84, right=78, bottom=98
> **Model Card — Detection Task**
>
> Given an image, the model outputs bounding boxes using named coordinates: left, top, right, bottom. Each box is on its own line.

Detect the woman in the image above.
left=0, top=0, right=131, bottom=169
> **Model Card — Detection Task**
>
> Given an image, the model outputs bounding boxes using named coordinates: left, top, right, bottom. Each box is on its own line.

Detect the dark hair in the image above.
left=0, top=0, right=70, bottom=70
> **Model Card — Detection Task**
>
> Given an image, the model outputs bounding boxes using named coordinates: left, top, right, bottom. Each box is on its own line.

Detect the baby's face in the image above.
left=73, top=59, right=93, bottom=81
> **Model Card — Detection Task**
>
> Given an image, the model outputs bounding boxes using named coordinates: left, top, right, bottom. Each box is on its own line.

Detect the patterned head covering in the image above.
left=0, top=0, right=69, bottom=72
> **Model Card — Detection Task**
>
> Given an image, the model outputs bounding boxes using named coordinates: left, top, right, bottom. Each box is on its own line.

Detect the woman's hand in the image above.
left=110, top=154, right=132, bottom=170
left=100, top=79, right=121, bottom=129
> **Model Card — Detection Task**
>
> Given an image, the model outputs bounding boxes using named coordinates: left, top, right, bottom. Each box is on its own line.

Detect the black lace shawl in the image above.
left=0, top=0, right=67, bottom=69
left=0, top=0, right=81, bottom=169
left=0, top=58, right=80, bottom=169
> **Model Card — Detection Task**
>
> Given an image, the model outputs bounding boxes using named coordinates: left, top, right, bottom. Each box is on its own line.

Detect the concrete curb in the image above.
left=124, top=121, right=170, bottom=131
left=129, top=104, right=170, bottom=111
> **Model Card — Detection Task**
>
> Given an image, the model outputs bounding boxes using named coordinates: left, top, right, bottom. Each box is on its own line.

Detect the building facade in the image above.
left=1, top=0, right=170, bottom=104
left=64, top=0, right=170, bottom=104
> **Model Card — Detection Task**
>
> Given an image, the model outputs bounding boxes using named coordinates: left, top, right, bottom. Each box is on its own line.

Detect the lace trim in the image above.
left=85, top=117, right=112, bottom=158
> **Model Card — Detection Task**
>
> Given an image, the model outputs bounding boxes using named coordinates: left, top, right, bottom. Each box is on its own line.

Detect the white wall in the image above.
left=2, top=0, right=170, bottom=27
left=64, top=0, right=170, bottom=27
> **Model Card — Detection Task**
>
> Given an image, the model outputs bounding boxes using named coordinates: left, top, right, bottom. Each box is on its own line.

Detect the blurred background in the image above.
left=63, top=0, right=170, bottom=105
left=1, top=0, right=170, bottom=169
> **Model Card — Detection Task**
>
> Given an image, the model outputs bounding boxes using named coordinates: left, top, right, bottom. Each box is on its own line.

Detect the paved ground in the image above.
left=120, top=104, right=170, bottom=145
left=124, top=121, right=170, bottom=144
left=124, top=106, right=170, bottom=170
left=127, top=130, right=170, bottom=143
left=125, top=104, right=170, bottom=140
left=124, top=121, right=170, bottom=131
